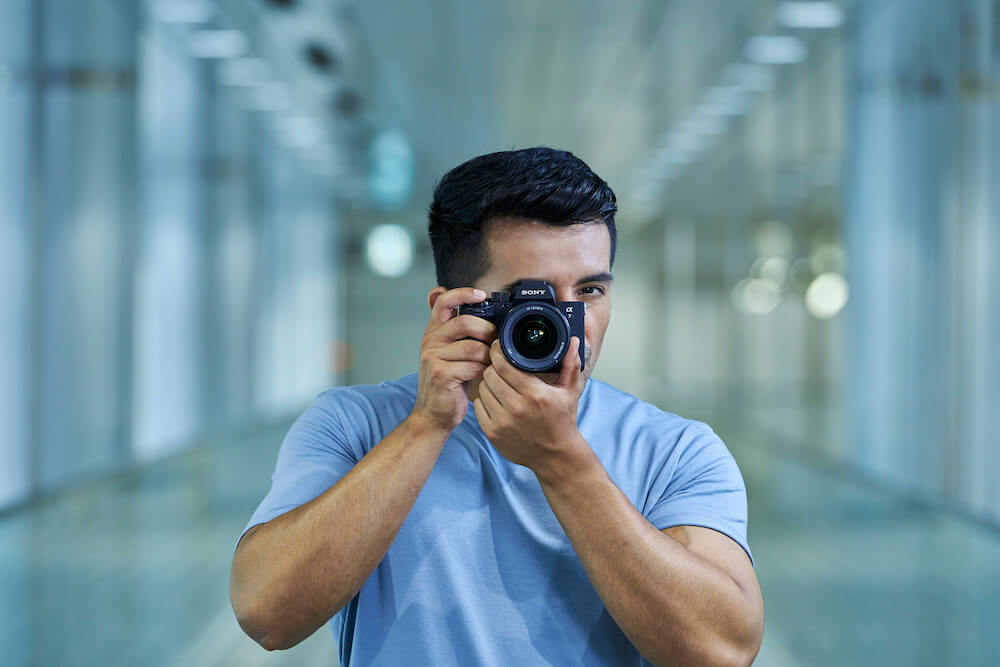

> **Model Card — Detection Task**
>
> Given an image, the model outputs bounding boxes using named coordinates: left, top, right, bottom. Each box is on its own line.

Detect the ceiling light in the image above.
left=366, top=225, right=414, bottom=278
left=756, top=257, right=790, bottom=287
left=776, top=2, right=844, bottom=29
left=723, top=63, right=775, bottom=92
left=369, top=130, right=415, bottom=209
left=805, top=273, right=848, bottom=319
left=732, top=279, right=781, bottom=315
left=745, top=35, right=808, bottom=65
left=686, top=113, right=727, bottom=136
left=189, top=29, right=247, bottom=59
left=704, top=86, right=750, bottom=116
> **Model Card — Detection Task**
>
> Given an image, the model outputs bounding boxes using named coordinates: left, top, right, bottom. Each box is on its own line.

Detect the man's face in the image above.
left=473, top=217, right=613, bottom=380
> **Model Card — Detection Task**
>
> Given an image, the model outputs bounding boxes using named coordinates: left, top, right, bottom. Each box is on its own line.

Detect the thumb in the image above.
left=556, top=337, right=582, bottom=388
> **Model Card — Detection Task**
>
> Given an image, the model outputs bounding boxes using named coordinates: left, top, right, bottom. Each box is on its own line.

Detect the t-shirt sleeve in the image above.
left=237, top=388, right=368, bottom=549
left=645, top=421, right=753, bottom=567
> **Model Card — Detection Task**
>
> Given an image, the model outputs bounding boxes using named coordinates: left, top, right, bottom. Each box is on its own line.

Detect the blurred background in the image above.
left=1, top=0, right=998, bottom=665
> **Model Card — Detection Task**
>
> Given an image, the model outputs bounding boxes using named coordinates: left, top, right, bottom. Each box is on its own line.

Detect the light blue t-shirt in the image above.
left=241, top=373, right=752, bottom=666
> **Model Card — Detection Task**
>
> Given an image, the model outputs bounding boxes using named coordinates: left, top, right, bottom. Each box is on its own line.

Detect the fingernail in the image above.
left=473, top=289, right=486, bottom=298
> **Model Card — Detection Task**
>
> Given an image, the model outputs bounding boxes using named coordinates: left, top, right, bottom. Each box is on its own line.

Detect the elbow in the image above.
left=721, top=642, right=760, bottom=667
left=668, top=641, right=759, bottom=667
left=231, top=594, right=294, bottom=651
left=230, top=561, right=292, bottom=651
left=647, top=615, right=763, bottom=667
left=719, top=611, right=764, bottom=667
left=256, top=632, right=292, bottom=652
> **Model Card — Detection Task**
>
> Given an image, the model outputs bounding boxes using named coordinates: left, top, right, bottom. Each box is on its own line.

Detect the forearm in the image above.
left=536, top=439, right=758, bottom=667
left=230, top=412, right=450, bottom=650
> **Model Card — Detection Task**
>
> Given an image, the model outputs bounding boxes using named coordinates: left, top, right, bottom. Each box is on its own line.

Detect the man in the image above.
left=230, top=147, right=764, bottom=666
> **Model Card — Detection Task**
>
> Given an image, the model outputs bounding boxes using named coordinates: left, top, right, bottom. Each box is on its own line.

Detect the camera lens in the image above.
left=499, top=303, right=571, bottom=372
left=513, top=316, right=556, bottom=359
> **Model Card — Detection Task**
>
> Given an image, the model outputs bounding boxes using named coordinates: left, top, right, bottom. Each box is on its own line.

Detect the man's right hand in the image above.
left=411, top=287, right=498, bottom=431
left=232, top=286, right=497, bottom=651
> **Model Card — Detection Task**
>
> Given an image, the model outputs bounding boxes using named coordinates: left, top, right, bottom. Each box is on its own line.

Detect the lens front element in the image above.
left=514, top=316, right=557, bottom=359
left=500, top=303, right=570, bottom=372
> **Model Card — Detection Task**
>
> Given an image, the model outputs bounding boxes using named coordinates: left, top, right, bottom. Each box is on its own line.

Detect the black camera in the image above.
left=457, top=280, right=585, bottom=373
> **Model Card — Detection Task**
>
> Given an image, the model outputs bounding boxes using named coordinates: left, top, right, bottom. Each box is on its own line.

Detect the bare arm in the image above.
left=536, top=440, right=764, bottom=667
left=230, top=287, right=496, bottom=650
left=475, top=339, right=763, bottom=666
left=230, top=412, right=451, bottom=650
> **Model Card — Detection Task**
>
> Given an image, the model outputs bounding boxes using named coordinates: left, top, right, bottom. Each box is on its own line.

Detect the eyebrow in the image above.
left=575, top=272, right=614, bottom=286
left=499, top=272, right=614, bottom=293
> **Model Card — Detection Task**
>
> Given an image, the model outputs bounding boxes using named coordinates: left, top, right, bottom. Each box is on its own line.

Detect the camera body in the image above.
left=457, top=280, right=585, bottom=373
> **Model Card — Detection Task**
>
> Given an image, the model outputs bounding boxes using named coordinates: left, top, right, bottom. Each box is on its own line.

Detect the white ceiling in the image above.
left=243, top=0, right=846, bottom=232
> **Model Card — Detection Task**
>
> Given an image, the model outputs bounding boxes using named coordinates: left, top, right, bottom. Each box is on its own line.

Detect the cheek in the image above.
left=583, top=305, right=610, bottom=345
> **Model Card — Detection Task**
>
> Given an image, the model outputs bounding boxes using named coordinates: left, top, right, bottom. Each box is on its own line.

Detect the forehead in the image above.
left=482, top=218, right=611, bottom=286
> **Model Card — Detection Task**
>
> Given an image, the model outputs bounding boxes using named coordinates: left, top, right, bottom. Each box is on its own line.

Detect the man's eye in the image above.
left=579, top=285, right=606, bottom=296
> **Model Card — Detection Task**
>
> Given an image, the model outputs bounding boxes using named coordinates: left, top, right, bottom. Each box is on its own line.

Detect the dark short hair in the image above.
left=428, top=147, right=617, bottom=289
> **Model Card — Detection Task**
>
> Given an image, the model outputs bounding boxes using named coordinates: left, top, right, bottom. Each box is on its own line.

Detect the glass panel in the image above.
left=37, top=0, right=138, bottom=490
left=0, top=0, right=33, bottom=508
left=133, top=14, right=205, bottom=461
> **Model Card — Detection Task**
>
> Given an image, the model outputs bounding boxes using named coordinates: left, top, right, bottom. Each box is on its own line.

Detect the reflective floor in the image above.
left=1, top=414, right=997, bottom=666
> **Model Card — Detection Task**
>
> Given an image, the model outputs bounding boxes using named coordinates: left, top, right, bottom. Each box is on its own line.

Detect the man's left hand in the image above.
left=473, top=337, right=588, bottom=474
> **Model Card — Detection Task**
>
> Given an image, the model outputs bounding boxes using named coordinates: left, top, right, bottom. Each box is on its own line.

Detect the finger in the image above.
left=473, top=397, right=491, bottom=424
left=489, top=340, right=540, bottom=393
left=460, top=361, right=489, bottom=382
left=437, top=339, right=492, bottom=364
left=437, top=360, right=488, bottom=384
left=556, top=337, right=582, bottom=388
left=429, top=314, right=498, bottom=345
left=481, top=364, right=518, bottom=408
left=430, top=287, right=487, bottom=325
left=478, top=380, right=504, bottom=420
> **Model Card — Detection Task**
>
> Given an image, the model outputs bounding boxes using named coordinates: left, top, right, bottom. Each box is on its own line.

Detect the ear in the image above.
left=427, top=286, right=448, bottom=311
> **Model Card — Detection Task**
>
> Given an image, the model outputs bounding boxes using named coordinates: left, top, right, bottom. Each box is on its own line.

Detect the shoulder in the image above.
left=315, top=372, right=419, bottom=413
left=581, top=378, right=705, bottom=439
left=309, top=373, right=419, bottom=449
left=580, top=378, right=733, bottom=471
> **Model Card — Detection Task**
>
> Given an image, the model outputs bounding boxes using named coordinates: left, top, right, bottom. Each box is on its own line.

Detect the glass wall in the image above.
left=0, top=0, right=344, bottom=511
left=135, top=10, right=206, bottom=461
left=0, top=0, right=33, bottom=507
left=606, top=0, right=1000, bottom=527
left=37, top=0, right=138, bottom=491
